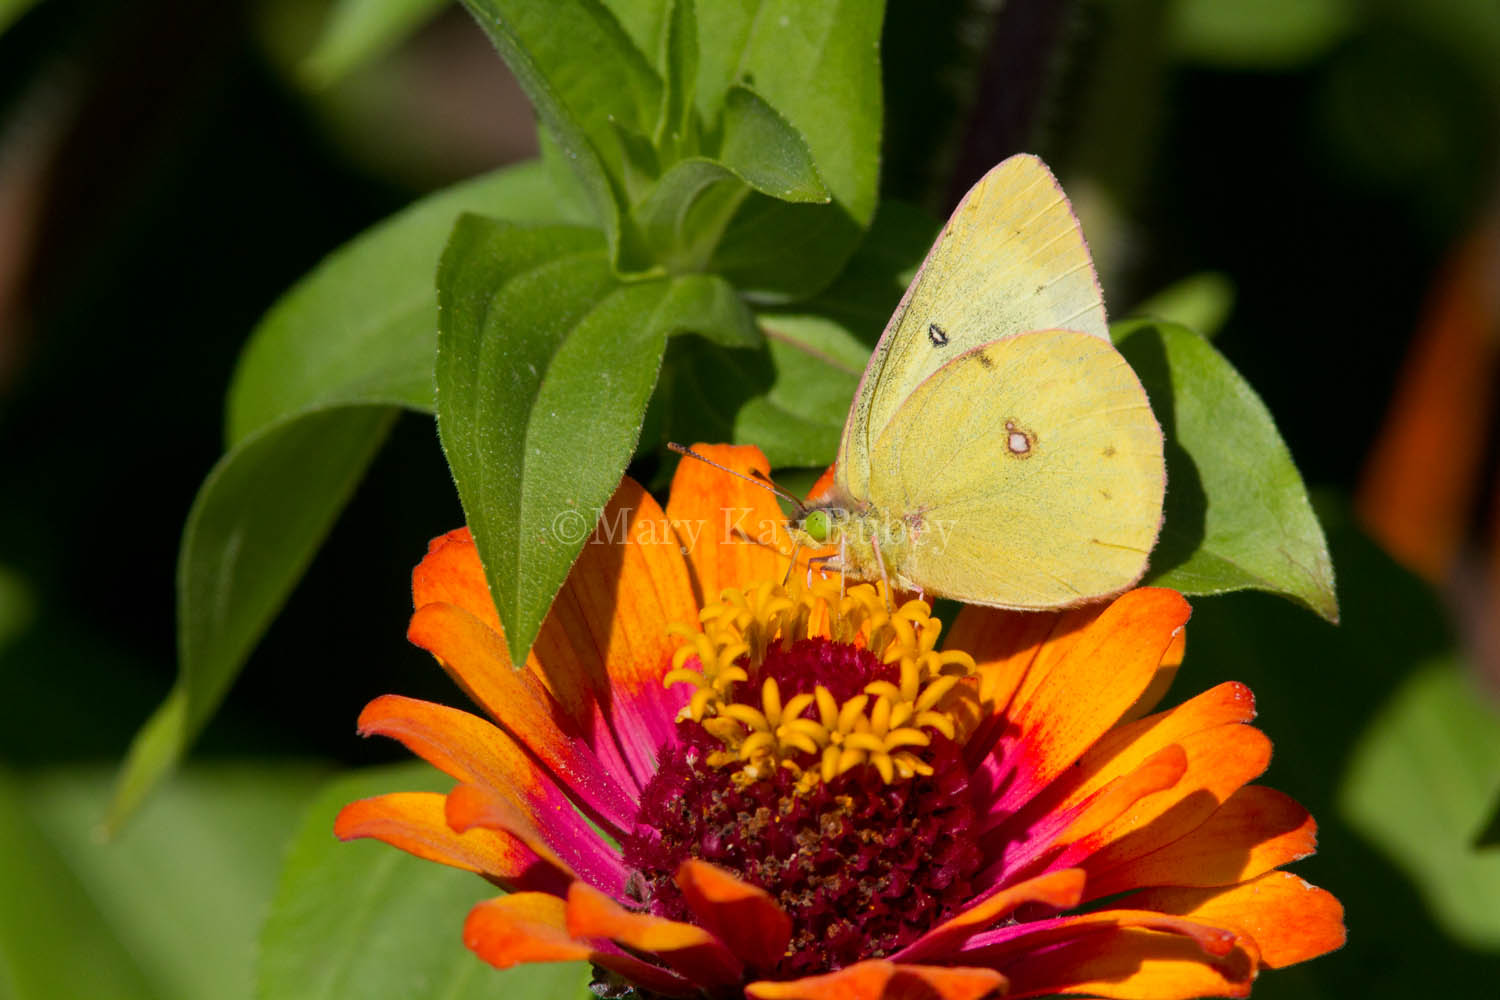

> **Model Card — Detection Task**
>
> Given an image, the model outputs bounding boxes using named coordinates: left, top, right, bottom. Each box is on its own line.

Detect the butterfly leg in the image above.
left=870, top=534, right=894, bottom=610
left=781, top=542, right=804, bottom=588
left=805, top=552, right=842, bottom=586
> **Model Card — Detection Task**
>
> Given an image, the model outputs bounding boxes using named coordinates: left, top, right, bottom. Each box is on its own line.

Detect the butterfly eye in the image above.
left=802, top=510, right=832, bottom=542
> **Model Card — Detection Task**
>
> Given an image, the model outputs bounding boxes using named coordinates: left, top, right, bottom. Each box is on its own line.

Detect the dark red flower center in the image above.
left=623, top=636, right=984, bottom=980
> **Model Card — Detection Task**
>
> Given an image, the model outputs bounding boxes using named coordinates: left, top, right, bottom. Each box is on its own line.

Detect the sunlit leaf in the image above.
left=259, top=763, right=591, bottom=1000
left=438, top=215, right=754, bottom=665
left=698, top=0, right=883, bottom=299
left=228, top=161, right=567, bottom=443
left=716, top=84, right=827, bottom=203
left=653, top=0, right=698, bottom=157
left=460, top=0, right=663, bottom=257
left=1115, top=318, right=1338, bottom=619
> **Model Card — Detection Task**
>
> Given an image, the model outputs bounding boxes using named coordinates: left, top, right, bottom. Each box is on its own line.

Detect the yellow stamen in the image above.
left=665, top=578, right=979, bottom=788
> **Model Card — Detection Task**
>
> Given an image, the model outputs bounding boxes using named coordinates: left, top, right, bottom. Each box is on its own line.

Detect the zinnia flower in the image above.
left=336, top=443, right=1344, bottom=999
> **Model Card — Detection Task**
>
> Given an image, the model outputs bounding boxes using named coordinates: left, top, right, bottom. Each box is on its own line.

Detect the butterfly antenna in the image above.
left=667, top=442, right=810, bottom=516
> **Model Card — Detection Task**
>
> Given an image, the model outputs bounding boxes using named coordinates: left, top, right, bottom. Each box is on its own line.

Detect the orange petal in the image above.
left=996, top=724, right=1274, bottom=882
left=996, top=925, right=1255, bottom=1000
left=566, top=881, right=743, bottom=989
left=530, top=477, right=701, bottom=785
left=333, top=791, right=566, bottom=893
left=747, top=959, right=1007, bottom=1000
left=804, top=465, right=838, bottom=504
left=410, top=480, right=699, bottom=796
left=898, top=868, right=1086, bottom=962
left=666, top=442, right=802, bottom=603
left=412, top=527, right=498, bottom=628
left=992, top=681, right=1254, bottom=848
left=675, top=859, right=792, bottom=971
left=465, top=892, right=694, bottom=997
left=1049, top=744, right=1190, bottom=852
left=946, top=606, right=1065, bottom=740
left=1357, top=218, right=1500, bottom=582
left=1120, top=624, right=1188, bottom=724
left=1071, top=724, right=1272, bottom=877
left=1084, top=786, right=1316, bottom=899
left=1127, top=871, right=1346, bottom=969
left=987, top=589, right=1191, bottom=815
left=406, top=601, right=639, bottom=829
left=444, top=782, right=631, bottom=896
left=356, top=696, right=629, bottom=890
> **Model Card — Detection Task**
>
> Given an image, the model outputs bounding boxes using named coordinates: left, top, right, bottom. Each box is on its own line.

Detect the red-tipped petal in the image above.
left=675, top=859, right=792, bottom=971
left=1085, top=786, right=1317, bottom=899
left=1128, top=871, right=1347, bottom=969
left=406, top=602, right=639, bottom=830
left=333, top=791, right=568, bottom=893
left=747, top=960, right=1007, bottom=1000
left=985, top=589, right=1191, bottom=816
left=444, top=782, right=626, bottom=895
left=465, top=893, right=695, bottom=997
left=998, top=926, right=1256, bottom=1000
left=1071, top=724, right=1272, bottom=877
left=356, top=693, right=626, bottom=853
left=565, top=881, right=744, bottom=989
left=412, top=527, right=497, bottom=628
left=1119, top=625, right=1188, bottom=724
left=896, top=868, right=1086, bottom=962
left=532, top=478, right=700, bottom=787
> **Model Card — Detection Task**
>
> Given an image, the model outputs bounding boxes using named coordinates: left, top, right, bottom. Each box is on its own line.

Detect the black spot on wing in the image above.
left=928, top=323, right=949, bottom=347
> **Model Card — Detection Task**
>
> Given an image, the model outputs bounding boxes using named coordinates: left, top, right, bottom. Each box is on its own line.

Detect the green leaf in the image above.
left=6, top=763, right=328, bottom=1000
left=0, top=769, right=156, bottom=999
left=437, top=219, right=634, bottom=665
left=0, top=0, right=40, bottom=36
left=659, top=314, right=862, bottom=468
left=1170, top=0, right=1357, bottom=69
left=229, top=161, right=569, bottom=443
left=1182, top=502, right=1496, bottom=999
left=259, top=763, right=591, bottom=1000
left=601, top=0, right=671, bottom=72
left=654, top=0, right=699, bottom=157
left=1115, top=318, right=1339, bottom=620
left=108, top=408, right=396, bottom=833
left=437, top=215, right=753, bottom=664
left=1339, top=660, right=1500, bottom=948
left=1126, top=271, right=1235, bottom=340
left=652, top=199, right=934, bottom=468
left=1476, top=794, right=1500, bottom=850
left=632, top=159, right=751, bottom=271
left=301, top=0, right=449, bottom=87
left=459, top=0, right=663, bottom=256
left=715, top=85, right=828, bottom=203
left=111, top=161, right=587, bottom=830
left=697, top=0, right=883, bottom=299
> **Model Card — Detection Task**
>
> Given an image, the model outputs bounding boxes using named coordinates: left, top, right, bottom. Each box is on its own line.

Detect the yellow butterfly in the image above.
left=789, top=153, right=1165, bottom=609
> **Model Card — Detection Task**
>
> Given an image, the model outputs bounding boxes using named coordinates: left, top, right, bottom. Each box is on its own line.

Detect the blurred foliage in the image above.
left=1, top=0, right=1498, bottom=996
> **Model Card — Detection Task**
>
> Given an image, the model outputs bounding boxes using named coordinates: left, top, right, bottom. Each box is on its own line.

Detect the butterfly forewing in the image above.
left=837, top=154, right=1108, bottom=502
left=864, top=331, right=1164, bottom=608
